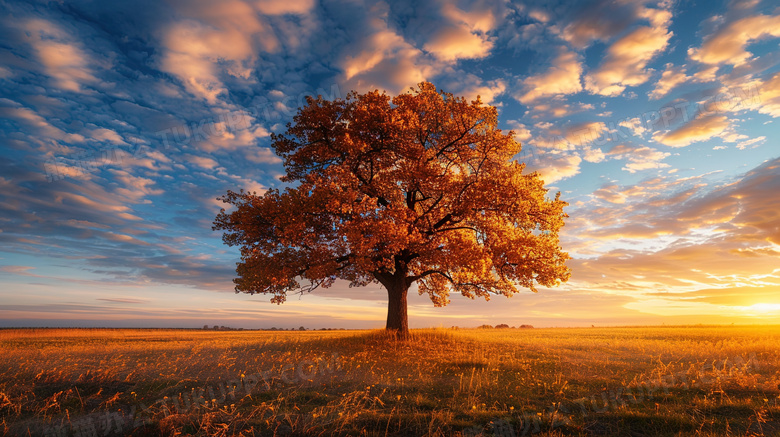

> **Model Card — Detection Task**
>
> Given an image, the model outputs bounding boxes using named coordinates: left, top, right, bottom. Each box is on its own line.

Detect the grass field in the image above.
left=1, top=326, right=779, bottom=436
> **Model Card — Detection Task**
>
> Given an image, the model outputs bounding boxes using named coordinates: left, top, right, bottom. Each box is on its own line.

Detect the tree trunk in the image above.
left=384, top=277, right=410, bottom=340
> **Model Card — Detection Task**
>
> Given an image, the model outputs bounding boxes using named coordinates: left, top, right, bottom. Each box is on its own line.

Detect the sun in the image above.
left=738, top=303, right=780, bottom=316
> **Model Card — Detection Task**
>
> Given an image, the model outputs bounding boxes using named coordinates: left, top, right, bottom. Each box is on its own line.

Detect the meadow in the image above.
left=0, top=326, right=778, bottom=436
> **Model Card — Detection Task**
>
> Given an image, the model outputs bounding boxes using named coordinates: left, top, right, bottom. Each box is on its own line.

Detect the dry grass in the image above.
left=1, top=326, right=779, bottom=436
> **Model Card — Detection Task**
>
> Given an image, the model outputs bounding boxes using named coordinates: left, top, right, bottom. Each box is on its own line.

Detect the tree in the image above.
left=213, top=82, right=570, bottom=339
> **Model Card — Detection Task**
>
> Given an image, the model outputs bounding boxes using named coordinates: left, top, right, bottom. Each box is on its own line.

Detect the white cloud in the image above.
left=653, top=114, right=730, bottom=147
left=405, top=2, right=499, bottom=64
left=650, top=63, right=689, bottom=100
left=619, top=117, right=648, bottom=137
left=23, top=19, right=97, bottom=92
left=564, top=122, right=608, bottom=147
left=689, top=14, right=780, bottom=65
left=186, top=155, right=220, bottom=170
left=110, top=170, right=165, bottom=202
left=340, top=6, right=435, bottom=94
left=0, top=100, right=85, bottom=147
left=244, top=147, right=283, bottom=164
left=158, top=0, right=284, bottom=104
left=736, top=136, right=765, bottom=150
left=448, top=74, right=506, bottom=104
left=586, top=22, right=672, bottom=96
left=756, top=72, right=780, bottom=117
left=592, top=184, right=627, bottom=204
left=255, top=0, right=316, bottom=15
left=440, top=2, right=496, bottom=34
left=560, top=0, right=653, bottom=49
left=582, top=146, right=605, bottom=163
left=90, top=128, right=126, bottom=145
left=608, top=144, right=670, bottom=173
left=507, top=120, right=532, bottom=142
left=528, top=153, right=582, bottom=184
left=516, top=49, right=582, bottom=103
left=424, top=25, right=493, bottom=62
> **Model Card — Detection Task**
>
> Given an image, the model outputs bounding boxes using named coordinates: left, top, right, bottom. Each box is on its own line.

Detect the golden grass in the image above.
left=1, top=326, right=778, bottom=436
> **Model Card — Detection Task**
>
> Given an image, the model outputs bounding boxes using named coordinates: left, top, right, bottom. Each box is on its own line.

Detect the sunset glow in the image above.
left=1, top=0, right=779, bottom=329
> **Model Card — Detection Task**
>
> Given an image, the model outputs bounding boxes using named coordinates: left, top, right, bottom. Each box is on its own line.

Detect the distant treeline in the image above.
left=474, top=324, right=534, bottom=329
left=205, top=325, right=534, bottom=331
left=204, top=325, right=348, bottom=331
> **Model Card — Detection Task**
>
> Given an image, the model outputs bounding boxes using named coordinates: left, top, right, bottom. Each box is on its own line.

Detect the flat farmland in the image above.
left=1, top=326, right=779, bottom=436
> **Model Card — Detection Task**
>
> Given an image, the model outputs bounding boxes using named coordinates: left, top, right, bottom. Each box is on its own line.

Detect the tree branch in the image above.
left=407, top=269, right=453, bottom=284
left=426, top=120, right=482, bottom=162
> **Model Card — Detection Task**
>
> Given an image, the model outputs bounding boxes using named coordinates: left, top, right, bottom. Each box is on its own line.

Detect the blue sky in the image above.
left=1, top=0, right=779, bottom=329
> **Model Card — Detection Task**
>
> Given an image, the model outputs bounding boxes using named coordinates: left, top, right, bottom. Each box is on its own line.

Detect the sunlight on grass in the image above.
left=0, top=326, right=778, bottom=436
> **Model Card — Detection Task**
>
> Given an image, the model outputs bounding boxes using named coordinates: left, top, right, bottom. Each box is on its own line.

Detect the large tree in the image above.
left=213, top=82, right=570, bottom=338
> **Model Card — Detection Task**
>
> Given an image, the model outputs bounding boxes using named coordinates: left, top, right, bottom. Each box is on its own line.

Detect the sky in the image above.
left=1, top=0, right=779, bottom=329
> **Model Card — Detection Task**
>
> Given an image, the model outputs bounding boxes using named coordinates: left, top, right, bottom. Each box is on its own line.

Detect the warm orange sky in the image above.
left=1, top=0, right=779, bottom=328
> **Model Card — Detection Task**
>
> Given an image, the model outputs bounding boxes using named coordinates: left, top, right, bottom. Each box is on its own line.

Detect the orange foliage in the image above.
left=214, top=82, right=570, bottom=332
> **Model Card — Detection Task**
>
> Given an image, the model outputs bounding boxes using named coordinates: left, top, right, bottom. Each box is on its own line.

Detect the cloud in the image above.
left=692, top=65, right=720, bottom=83
left=563, top=158, right=780, bottom=312
left=516, top=49, right=582, bottom=103
left=736, top=136, right=765, bottom=150
left=159, top=14, right=263, bottom=104
left=507, top=120, right=532, bottom=143
left=244, top=147, right=283, bottom=164
left=255, top=0, right=316, bottom=15
left=585, top=19, right=673, bottom=96
left=649, top=63, right=689, bottom=100
left=525, top=101, right=594, bottom=119
left=578, top=157, right=780, bottom=251
left=688, top=14, right=780, bottom=65
left=0, top=100, right=85, bottom=147
left=564, top=121, right=607, bottom=147
left=526, top=9, right=550, bottom=24
left=110, top=170, right=165, bottom=202
left=440, top=2, right=497, bottom=35
left=506, top=21, right=546, bottom=50
left=422, top=2, right=497, bottom=63
left=338, top=4, right=434, bottom=94
left=90, top=128, right=126, bottom=145
left=560, top=0, right=649, bottom=49
left=104, top=231, right=151, bottom=246
left=618, top=117, right=648, bottom=137
left=0, top=265, right=35, bottom=274
left=97, top=298, right=147, bottom=304
left=21, top=18, right=98, bottom=92
left=528, top=121, right=611, bottom=169
left=592, top=184, right=629, bottom=204
left=424, top=26, right=493, bottom=61
left=443, top=73, right=506, bottom=104
left=756, top=71, right=780, bottom=117
left=582, top=146, right=605, bottom=164
left=608, top=144, right=671, bottom=173
left=156, top=0, right=319, bottom=104
left=186, top=155, right=220, bottom=170
left=719, top=159, right=780, bottom=245
left=527, top=152, right=582, bottom=184
left=334, top=0, right=504, bottom=96
left=653, top=114, right=730, bottom=147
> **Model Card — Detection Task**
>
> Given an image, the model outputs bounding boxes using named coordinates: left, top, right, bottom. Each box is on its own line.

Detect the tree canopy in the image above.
left=213, top=82, right=570, bottom=338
